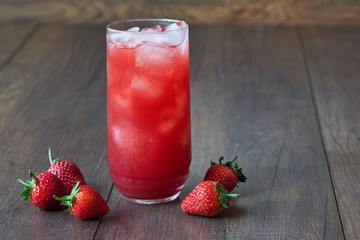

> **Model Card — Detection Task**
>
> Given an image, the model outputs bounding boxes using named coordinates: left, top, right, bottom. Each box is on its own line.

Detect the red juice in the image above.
left=106, top=19, right=191, bottom=203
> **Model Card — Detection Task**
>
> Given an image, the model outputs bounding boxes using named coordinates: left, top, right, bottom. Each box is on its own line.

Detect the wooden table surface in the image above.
left=0, top=23, right=359, bottom=240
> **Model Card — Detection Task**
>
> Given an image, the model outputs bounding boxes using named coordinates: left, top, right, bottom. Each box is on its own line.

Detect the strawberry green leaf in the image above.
left=53, top=181, right=81, bottom=213
left=222, top=156, right=247, bottom=183
left=210, top=155, right=248, bottom=185
left=215, top=183, right=229, bottom=209
left=18, top=170, right=37, bottom=201
left=234, top=164, right=247, bottom=183
left=215, top=183, right=240, bottom=209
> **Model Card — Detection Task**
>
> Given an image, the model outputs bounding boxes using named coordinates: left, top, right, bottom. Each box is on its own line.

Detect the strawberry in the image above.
left=204, top=156, right=247, bottom=192
left=181, top=181, right=239, bottom=217
left=54, top=181, right=109, bottom=220
left=18, top=170, right=68, bottom=210
left=47, top=148, right=86, bottom=194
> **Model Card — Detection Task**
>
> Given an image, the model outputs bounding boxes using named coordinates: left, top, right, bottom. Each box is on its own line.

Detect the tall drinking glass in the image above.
left=106, top=19, right=191, bottom=204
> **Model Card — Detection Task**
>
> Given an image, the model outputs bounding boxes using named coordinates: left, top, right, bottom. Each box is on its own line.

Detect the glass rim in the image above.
left=106, top=18, right=188, bottom=34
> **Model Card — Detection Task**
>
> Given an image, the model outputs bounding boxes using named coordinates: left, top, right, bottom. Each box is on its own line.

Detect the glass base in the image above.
left=121, top=191, right=181, bottom=204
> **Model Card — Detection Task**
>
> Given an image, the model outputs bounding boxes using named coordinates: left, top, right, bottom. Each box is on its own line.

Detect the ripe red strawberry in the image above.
left=204, top=156, right=247, bottom=192
left=181, top=181, right=239, bottom=217
left=47, top=148, right=86, bottom=194
left=54, top=182, right=109, bottom=220
left=18, top=170, right=68, bottom=210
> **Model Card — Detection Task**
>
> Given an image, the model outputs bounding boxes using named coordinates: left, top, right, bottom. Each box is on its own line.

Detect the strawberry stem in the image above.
left=48, top=147, right=62, bottom=165
left=227, top=193, right=240, bottom=197
left=228, top=155, right=238, bottom=165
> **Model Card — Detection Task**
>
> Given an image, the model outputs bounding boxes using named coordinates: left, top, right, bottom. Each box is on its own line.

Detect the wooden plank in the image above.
left=0, top=23, right=38, bottom=124
left=94, top=26, right=343, bottom=239
left=0, top=25, right=111, bottom=239
left=300, top=26, right=360, bottom=240
left=0, top=0, right=359, bottom=26
left=0, top=23, right=37, bottom=66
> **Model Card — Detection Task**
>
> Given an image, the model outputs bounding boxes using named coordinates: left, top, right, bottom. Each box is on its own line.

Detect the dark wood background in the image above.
left=0, top=0, right=360, bottom=239
left=0, top=23, right=359, bottom=239
left=0, top=0, right=359, bottom=25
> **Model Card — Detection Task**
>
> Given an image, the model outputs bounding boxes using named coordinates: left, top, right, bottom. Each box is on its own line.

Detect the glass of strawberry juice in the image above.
left=106, top=19, right=191, bottom=204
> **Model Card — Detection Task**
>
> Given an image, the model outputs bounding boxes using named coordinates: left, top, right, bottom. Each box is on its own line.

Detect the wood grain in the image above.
left=2, top=24, right=358, bottom=239
left=0, top=0, right=359, bottom=26
left=300, top=26, right=360, bottom=240
left=0, top=23, right=38, bottom=144
left=0, top=24, right=111, bottom=239
left=95, top=26, right=343, bottom=239
left=0, top=23, right=37, bottom=66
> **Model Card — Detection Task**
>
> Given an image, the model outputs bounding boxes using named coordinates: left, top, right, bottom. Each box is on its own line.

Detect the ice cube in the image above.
left=107, top=32, right=144, bottom=48
left=107, top=27, right=145, bottom=48
left=131, top=75, right=150, bottom=90
left=141, top=25, right=162, bottom=33
left=163, top=21, right=186, bottom=32
left=131, top=75, right=163, bottom=99
left=158, top=107, right=185, bottom=133
left=127, top=25, right=166, bottom=47
left=163, top=21, right=187, bottom=46
left=135, top=44, right=175, bottom=75
left=140, top=28, right=167, bottom=46
left=113, top=93, right=130, bottom=109
left=111, top=125, right=154, bottom=157
left=127, top=27, right=140, bottom=32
